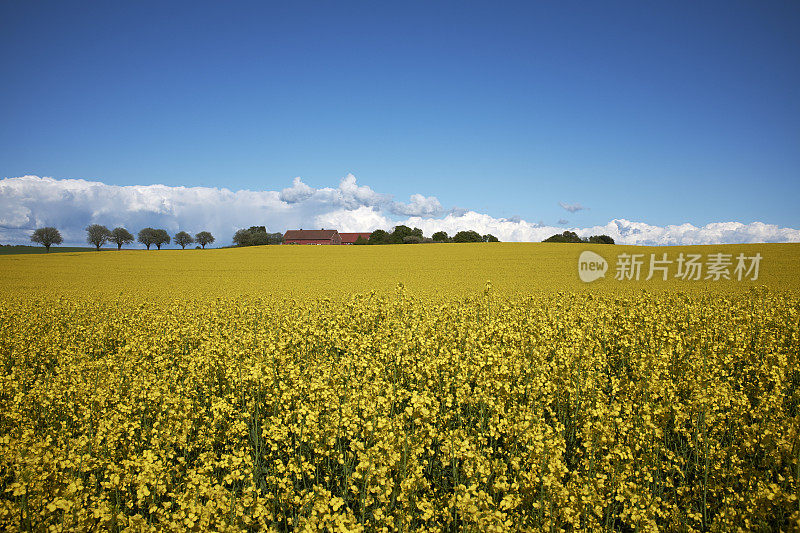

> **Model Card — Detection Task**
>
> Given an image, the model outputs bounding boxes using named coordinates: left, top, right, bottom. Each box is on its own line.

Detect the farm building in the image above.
left=339, top=232, right=373, bottom=244
left=283, top=229, right=342, bottom=245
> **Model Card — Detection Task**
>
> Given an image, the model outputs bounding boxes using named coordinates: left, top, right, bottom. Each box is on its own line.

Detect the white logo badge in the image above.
left=578, top=250, right=608, bottom=283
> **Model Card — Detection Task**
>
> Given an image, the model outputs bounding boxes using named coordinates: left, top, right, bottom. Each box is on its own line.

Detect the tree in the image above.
left=30, top=227, right=62, bottom=252
left=153, top=229, right=171, bottom=250
left=390, top=225, right=423, bottom=244
left=403, top=235, right=423, bottom=244
left=232, top=227, right=280, bottom=247
left=86, top=224, right=111, bottom=251
left=588, top=234, right=615, bottom=244
left=233, top=229, right=252, bottom=246
left=483, top=234, right=499, bottom=242
left=248, top=231, right=270, bottom=246
left=110, top=227, right=135, bottom=250
left=138, top=228, right=157, bottom=250
left=453, top=230, right=483, bottom=243
left=543, top=231, right=584, bottom=243
left=195, top=231, right=215, bottom=249
left=542, top=231, right=613, bottom=244
left=354, top=235, right=368, bottom=245
left=368, top=229, right=389, bottom=244
left=391, top=225, right=412, bottom=242
left=432, top=231, right=449, bottom=242
left=174, top=231, right=194, bottom=249
left=266, top=232, right=284, bottom=245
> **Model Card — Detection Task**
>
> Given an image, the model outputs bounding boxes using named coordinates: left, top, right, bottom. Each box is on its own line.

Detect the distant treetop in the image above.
left=543, top=231, right=614, bottom=244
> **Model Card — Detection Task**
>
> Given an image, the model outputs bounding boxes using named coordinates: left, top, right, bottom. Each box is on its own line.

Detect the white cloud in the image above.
left=404, top=211, right=556, bottom=242
left=1, top=175, right=798, bottom=246
left=574, top=219, right=800, bottom=246
left=336, top=173, right=388, bottom=208
left=403, top=213, right=800, bottom=245
left=278, top=173, right=387, bottom=208
left=559, top=201, right=587, bottom=213
left=0, top=175, right=288, bottom=245
left=279, top=177, right=314, bottom=203
left=315, top=206, right=391, bottom=233
left=391, top=194, right=443, bottom=217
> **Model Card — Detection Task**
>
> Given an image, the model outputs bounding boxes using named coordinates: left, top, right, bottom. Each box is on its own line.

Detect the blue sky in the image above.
left=1, top=1, right=799, bottom=244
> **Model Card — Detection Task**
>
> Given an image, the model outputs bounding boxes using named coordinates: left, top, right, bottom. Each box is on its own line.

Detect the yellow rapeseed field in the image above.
left=1, top=243, right=799, bottom=531
left=1, top=242, right=799, bottom=300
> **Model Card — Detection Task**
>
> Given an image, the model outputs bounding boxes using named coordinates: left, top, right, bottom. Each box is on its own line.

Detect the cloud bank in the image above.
left=1, top=175, right=799, bottom=247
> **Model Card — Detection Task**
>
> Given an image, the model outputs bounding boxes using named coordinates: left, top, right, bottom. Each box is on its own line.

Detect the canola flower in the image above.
left=1, top=286, right=798, bottom=532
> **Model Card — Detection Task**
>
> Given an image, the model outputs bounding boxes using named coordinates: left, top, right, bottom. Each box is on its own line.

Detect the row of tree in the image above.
left=436, top=230, right=499, bottom=243
left=542, top=231, right=615, bottom=244
left=362, top=226, right=499, bottom=245
left=29, top=226, right=215, bottom=251
left=29, top=224, right=504, bottom=251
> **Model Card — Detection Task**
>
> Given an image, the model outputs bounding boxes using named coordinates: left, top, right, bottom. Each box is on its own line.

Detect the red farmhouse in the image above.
left=339, top=232, right=373, bottom=244
left=283, top=229, right=342, bottom=245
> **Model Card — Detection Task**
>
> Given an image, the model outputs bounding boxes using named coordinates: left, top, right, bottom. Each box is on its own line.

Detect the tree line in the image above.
left=29, top=226, right=215, bottom=252
left=542, top=231, right=615, bottom=244
left=28, top=224, right=504, bottom=252
left=227, top=225, right=501, bottom=247
left=361, top=226, right=499, bottom=244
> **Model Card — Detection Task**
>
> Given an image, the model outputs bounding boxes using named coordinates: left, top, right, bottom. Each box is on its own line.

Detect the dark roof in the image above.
left=339, top=232, right=372, bottom=243
left=284, top=229, right=340, bottom=240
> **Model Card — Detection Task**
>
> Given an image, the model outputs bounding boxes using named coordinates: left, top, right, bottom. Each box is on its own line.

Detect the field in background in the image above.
left=1, top=243, right=799, bottom=530
left=1, top=242, right=799, bottom=299
left=0, top=245, right=97, bottom=255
